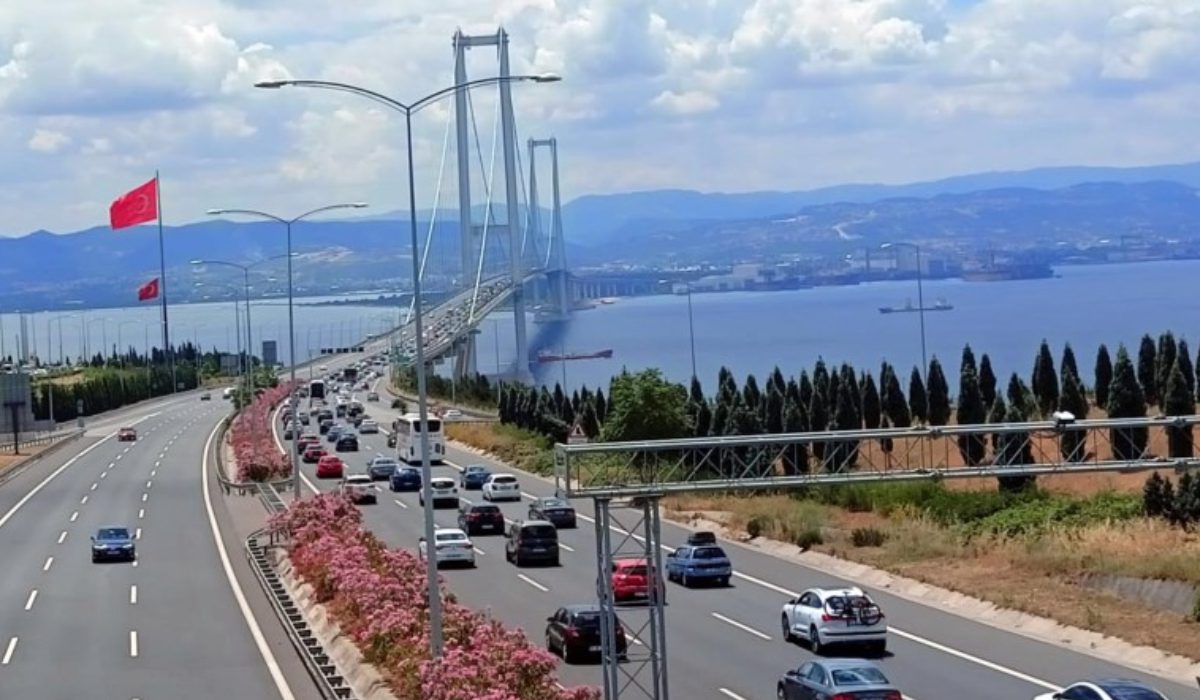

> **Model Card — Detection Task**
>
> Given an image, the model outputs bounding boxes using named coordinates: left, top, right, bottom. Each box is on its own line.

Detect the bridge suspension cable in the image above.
left=403, top=96, right=455, bottom=327
left=469, top=87, right=502, bottom=322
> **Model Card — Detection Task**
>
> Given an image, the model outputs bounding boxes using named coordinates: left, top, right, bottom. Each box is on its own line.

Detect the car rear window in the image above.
left=494, top=476, right=517, bottom=484
left=831, top=666, right=889, bottom=686
left=472, top=505, right=500, bottom=514
left=1099, top=683, right=1168, bottom=700
left=622, top=565, right=648, bottom=576
left=826, top=595, right=873, bottom=613
left=571, top=611, right=602, bottom=628
left=436, top=532, right=466, bottom=542
left=692, top=546, right=727, bottom=559
left=523, top=525, right=557, bottom=539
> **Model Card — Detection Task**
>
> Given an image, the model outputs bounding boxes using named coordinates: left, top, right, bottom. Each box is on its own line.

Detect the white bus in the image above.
left=392, top=413, right=446, bottom=465
left=309, top=379, right=326, bottom=402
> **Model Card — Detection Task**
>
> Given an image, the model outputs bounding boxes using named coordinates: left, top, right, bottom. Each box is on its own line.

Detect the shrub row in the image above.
left=270, top=493, right=597, bottom=700
left=230, top=383, right=294, bottom=482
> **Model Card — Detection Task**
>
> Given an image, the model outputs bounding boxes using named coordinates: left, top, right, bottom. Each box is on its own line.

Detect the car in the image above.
left=297, top=411, right=311, bottom=425
left=296, top=434, right=320, bottom=451
left=1033, top=680, right=1172, bottom=700
left=200, top=392, right=212, bottom=401
left=459, top=464, right=492, bottom=490
left=327, top=425, right=343, bottom=442
left=91, top=527, right=136, bottom=563
left=457, top=503, right=506, bottom=535
left=610, top=557, right=663, bottom=602
left=318, top=418, right=334, bottom=435
left=545, top=605, right=628, bottom=663
left=529, top=496, right=577, bottom=528
left=282, top=426, right=296, bottom=440
left=418, top=527, right=476, bottom=568
left=386, top=434, right=397, bottom=448
left=316, top=455, right=345, bottom=478
left=359, top=419, right=379, bottom=434
left=117, top=427, right=137, bottom=442
left=482, top=473, right=521, bottom=502
left=781, top=587, right=887, bottom=655
left=303, top=446, right=328, bottom=463
left=335, top=403, right=347, bottom=417
left=222, top=387, right=235, bottom=400
left=389, top=466, right=422, bottom=492
left=666, top=542, right=733, bottom=587
left=340, top=474, right=377, bottom=504
left=777, top=659, right=902, bottom=700
left=335, top=432, right=359, bottom=452
left=317, top=409, right=334, bottom=423
left=349, top=413, right=366, bottom=428
left=366, top=456, right=400, bottom=481
left=505, top=520, right=559, bottom=567
left=367, top=391, right=380, bottom=402
left=419, top=476, right=459, bottom=508
left=443, top=409, right=463, bottom=419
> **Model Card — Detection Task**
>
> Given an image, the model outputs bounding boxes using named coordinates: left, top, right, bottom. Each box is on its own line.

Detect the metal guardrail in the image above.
left=0, top=429, right=82, bottom=454
left=245, top=528, right=354, bottom=700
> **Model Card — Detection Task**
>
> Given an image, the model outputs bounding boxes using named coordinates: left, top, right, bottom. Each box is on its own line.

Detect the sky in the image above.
left=1, top=0, right=1198, bottom=236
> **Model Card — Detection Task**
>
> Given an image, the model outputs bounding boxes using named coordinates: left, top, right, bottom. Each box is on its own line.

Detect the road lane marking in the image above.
left=201, top=417, right=298, bottom=699
left=1, top=637, right=16, bottom=665
left=101, top=471, right=107, bottom=479
left=141, top=493, right=148, bottom=502
left=135, top=528, right=142, bottom=540
left=80, top=496, right=88, bottom=505
left=154, top=461, right=160, bottom=468
left=42, top=556, right=53, bottom=572
left=129, top=631, right=138, bottom=657
left=711, top=612, right=771, bottom=641
left=23, top=590, right=37, bottom=611
left=90, top=482, right=98, bottom=491
left=393, top=499, right=408, bottom=509
left=108, top=462, right=115, bottom=469
left=138, top=509, right=145, bottom=519
left=150, top=470, right=156, bottom=477
left=517, top=573, right=549, bottom=592
left=473, top=547, right=486, bottom=556
left=70, top=511, right=78, bottom=522
left=146, top=480, right=153, bottom=489
left=57, top=531, right=67, bottom=544
left=718, top=689, right=747, bottom=700
left=130, top=585, right=138, bottom=605
left=132, top=560, right=138, bottom=567
left=559, top=543, right=575, bottom=552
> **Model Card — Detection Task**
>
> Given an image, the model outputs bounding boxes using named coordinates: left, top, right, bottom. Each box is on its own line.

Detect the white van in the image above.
left=222, top=387, right=235, bottom=400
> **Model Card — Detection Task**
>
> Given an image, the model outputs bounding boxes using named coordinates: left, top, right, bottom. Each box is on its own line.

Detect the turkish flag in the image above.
left=110, top=178, right=158, bottom=230
left=137, top=277, right=159, bottom=302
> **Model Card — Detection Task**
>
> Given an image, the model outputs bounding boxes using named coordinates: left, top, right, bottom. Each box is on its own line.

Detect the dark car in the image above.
left=459, top=464, right=492, bottom=490
left=318, top=419, right=334, bottom=435
left=317, top=409, right=334, bottom=423
left=336, top=432, right=359, bottom=452
left=529, top=496, right=577, bottom=528
left=91, top=527, right=136, bottom=563
left=327, top=425, right=343, bottom=443
left=458, top=503, right=505, bottom=535
left=505, top=520, right=560, bottom=567
left=777, top=659, right=902, bottom=700
left=367, top=457, right=400, bottom=481
left=389, top=466, right=422, bottom=492
left=545, top=605, right=628, bottom=664
left=386, top=433, right=397, bottom=448
left=282, top=426, right=295, bottom=440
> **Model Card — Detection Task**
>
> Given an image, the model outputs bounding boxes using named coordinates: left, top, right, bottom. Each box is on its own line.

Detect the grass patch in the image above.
left=446, top=422, right=554, bottom=476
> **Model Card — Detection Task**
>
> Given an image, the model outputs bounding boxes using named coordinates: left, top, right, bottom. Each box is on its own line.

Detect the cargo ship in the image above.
left=536, top=349, right=614, bottom=363
left=879, top=298, right=953, bottom=314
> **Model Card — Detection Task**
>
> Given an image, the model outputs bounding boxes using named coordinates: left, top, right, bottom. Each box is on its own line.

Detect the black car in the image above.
left=545, top=605, right=628, bottom=663
left=505, top=520, right=560, bottom=566
left=528, top=496, right=577, bottom=528
left=91, top=527, right=136, bottom=563
left=389, top=466, right=422, bottom=492
left=318, top=419, right=334, bottom=435
left=336, top=432, right=359, bottom=452
left=459, top=464, right=492, bottom=490
left=386, top=434, right=397, bottom=448
left=367, top=457, right=400, bottom=481
left=327, top=425, right=343, bottom=443
left=458, top=503, right=505, bottom=535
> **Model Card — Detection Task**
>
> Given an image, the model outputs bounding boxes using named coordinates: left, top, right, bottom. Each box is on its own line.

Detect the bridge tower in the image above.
left=529, top=138, right=570, bottom=321
left=452, top=27, right=530, bottom=381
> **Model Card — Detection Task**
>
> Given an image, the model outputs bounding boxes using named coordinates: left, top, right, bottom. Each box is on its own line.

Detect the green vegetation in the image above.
left=394, top=368, right=497, bottom=410
left=602, top=369, right=689, bottom=442
left=1106, top=345, right=1147, bottom=459
left=1143, top=471, right=1200, bottom=528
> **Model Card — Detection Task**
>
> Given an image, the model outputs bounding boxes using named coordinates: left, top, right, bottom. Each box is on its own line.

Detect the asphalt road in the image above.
left=279, top=377, right=1197, bottom=700
left=0, top=394, right=292, bottom=700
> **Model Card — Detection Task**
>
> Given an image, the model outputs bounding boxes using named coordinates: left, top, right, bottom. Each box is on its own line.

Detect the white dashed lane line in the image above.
left=135, top=528, right=142, bottom=540
left=711, top=612, right=772, bottom=641
left=42, top=556, right=53, bottom=572
left=138, top=509, right=145, bottom=519
left=23, top=590, right=37, bottom=611
left=141, top=493, right=148, bottom=503
left=1, top=637, right=16, bottom=665
left=56, top=531, right=67, bottom=544
left=80, top=496, right=88, bottom=505
left=130, top=585, right=138, bottom=605
left=516, top=573, right=549, bottom=592
left=70, top=511, right=78, bottom=522
left=129, top=631, right=138, bottom=658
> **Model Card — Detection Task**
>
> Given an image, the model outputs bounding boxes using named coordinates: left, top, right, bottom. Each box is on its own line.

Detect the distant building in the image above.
left=261, top=340, right=278, bottom=366
left=220, top=353, right=240, bottom=375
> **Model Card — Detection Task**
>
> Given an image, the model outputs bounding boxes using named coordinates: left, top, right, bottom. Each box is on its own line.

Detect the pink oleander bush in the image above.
left=270, top=492, right=599, bottom=700
left=230, top=382, right=296, bottom=481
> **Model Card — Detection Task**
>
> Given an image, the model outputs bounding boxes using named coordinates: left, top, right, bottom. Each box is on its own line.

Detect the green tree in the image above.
left=808, top=381, right=830, bottom=463
left=799, top=371, right=814, bottom=411
left=955, top=365, right=987, bottom=465
left=1061, top=343, right=1079, bottom=384
left=1137, top=334, right=1157, bottom=406
left=1177, top=339, right=1195, bottom=400
left=861, top=374, right=882, bottom=430
left=926, top=358, right=951, bottom=426
left=765, top=387, right=785, bottom=434
left=1143, top=472, right=1170, bottom=518
left=961, top=344, right=977, bottom=377
left=781, top=398, right=809, bottom=475
left=908, top=368, right=928, bottom=424
left=1156, top=331, right=1177, bottom=405
left=1094, top=344, right=1113, bottom=410
left=827, top=372, right=862, bottom=471
left=689, top=376, right=706, bottom=405
left=998, top=374, right=1037, bottom=492
left=812, top=359, right=830, bottom=403
left=1059, top=367, right=1089, bottom=462
left=883, top=367, right=910, bottom=428
left=988, top=394, right=1008, bottom=457
left=742, top=374, right=762, bottom=413
left=978, top=353, right=997, bottom=407
left=594, top=387, right=608, bottom=424
left=1163, top=360, right=1194, bottom=458
left=1031, top=339, right=1059, bottom=417
left=580, top=400, right=601, bottom=438
left=1107, top=345, right=1148, bottom=460
left=601, top=369, right=690, bottom=442
left=693, top=400, right=713, bottom=438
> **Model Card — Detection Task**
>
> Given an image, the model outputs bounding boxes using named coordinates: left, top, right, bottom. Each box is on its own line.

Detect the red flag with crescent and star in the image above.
left=109, top=178, right=158, bottom=230
left=137, top=277, right=160, bottom=302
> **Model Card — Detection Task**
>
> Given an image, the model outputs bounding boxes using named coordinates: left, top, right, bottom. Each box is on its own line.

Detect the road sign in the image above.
left=567, top=422, right=589, bottom=445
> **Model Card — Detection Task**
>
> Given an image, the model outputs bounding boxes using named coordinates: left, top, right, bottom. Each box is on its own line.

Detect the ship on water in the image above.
left=536, top=349, right=614, bottom=363
left=879, top=298, right=954, bottom=314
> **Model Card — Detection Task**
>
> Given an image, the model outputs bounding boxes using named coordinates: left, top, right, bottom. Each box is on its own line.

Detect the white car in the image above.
left=359, top=419, right=379, bottom=434
left=418, top=527, right=476, bottom=568
left=482, top=473, right=521, bottom=502
left=781, top=587, right=887, bottom=655
left=1034, top=680, right=1171, bottom=700
left=419, top=476, right=459, bottom=508
left=339, top=474, right=377, bottom=504
left=443, top=409, right=463, bottom=419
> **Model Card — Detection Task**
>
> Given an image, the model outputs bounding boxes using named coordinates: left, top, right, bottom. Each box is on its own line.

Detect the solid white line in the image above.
left=23, top=590, right=37, bottom=611
left=70, top=511, right=78, bottom=522
left=1, top=637, right=16, bottom=665
left=718, top=689, right=748, bottom=700
left=138, top=508, right=145, bottom=519
left=130, top=585, right=138, bottom=605
left=129, top=630, right=138, bottom=657
left=201, top=418, right=297, bottom=699
left=393, top=499, right=408, bottom=509
left=711, top=612, right=772, bottom=641
left=42, top=556, right=53, bottom=572
left=516, top=573, right=549, bottom=592
left=57, top=530, right=67, bottom=544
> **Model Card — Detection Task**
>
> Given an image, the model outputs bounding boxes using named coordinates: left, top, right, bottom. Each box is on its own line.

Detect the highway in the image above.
left=0, top=392, right=295, bottom=699
left=279, top=374, right=1197, bottom=700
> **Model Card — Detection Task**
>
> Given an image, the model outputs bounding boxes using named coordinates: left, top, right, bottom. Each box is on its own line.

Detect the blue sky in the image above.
left=1, top=0, right=1198, bottom=235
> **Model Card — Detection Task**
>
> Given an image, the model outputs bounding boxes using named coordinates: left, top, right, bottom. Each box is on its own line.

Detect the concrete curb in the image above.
left=448, top=438, right=1200, bottom=688
left=0, top=431, right=84, bottom=488
left=273, top=550, right=398, bottom=700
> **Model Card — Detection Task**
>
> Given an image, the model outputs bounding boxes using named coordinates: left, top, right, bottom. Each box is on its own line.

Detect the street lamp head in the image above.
left=350, top=202, right=368, bottom=209
left=532, top=73, right=562, bottom=83
left=190, top=259, right=205, bottom=265
left=205, top=209, right=225, bottom=216
left=254, top=80, right=289, bottom=89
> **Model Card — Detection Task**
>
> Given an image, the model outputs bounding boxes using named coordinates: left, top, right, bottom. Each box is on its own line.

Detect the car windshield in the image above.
left=692, top=546, right=727, bottom=559
left=1099, top=682, right=1168, bottom=700
left=830, top=666, right=889, bottom=686
left=98, top=528, right=129, bottom=539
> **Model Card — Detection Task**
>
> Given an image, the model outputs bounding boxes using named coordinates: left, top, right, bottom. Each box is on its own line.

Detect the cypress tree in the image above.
left=1031, top=339, right=1058, bottom=418
left=1163, top=360, right=1194, bottom=458
left=1107, top=345, right=1148, bottom=460
left=988, top=394, right=1008, bottom=456
left=781, top=399, right=809, bottom=475
left=799, top=371, right=814, bottom=411
left=717, top=366, right=735, bottom=398
left=1094, top=344, right=1113, bottom=410
left=908, top=368, right=928, bottom=424
left=979, top=353, right=997, bottom=408
left=1061, top=343, right=1079, bottom=384
left=1059, top=367, right=1089, bottom=462
left=785, top=378, right=802, bottom=408
left=742, top=374, right=762, bottom=413
left=765, top=388, right=784, bottom=434
left=689, top=376, right=705, bottom=405
left=1177, top=339, right=1195, bottom=400
left=1137, top=334, right=1157, bottom=406
left=861, top=374, right=882, bottom=430
left=1143, top=472, right=1169, bottom=518
left=960, top=344, right=977, bottom=376
left=808, top=382, right=830, bottom=463
left=813, top=359, right=830, bottom=402
left=999, top=378, right=1037, bottom=492
left=883, top=368, right=910, bottom=428
left=769, top=366, right=786, bottom=397
left=693, top=399, right=713, bottom=438
left=1156, top=332, right=1177, bottom=404
left=594, top=387, right=608, bottom=424
left=955, top=365, right=987, bottom=466
left=828, top=374, right=862, bottom=471
left=828, top=369, right=842, bottom=412
left=711, top=398, right=731, bottom=441
left=581, top=400, right=601, bottom=438
left=926, top=358, right=951, bottom=426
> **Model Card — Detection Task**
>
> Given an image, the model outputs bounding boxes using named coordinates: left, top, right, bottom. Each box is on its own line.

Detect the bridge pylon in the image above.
left=530, top=137, right=570, bottom=322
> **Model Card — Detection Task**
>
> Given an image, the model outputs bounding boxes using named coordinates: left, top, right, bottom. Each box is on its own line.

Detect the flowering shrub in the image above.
left=272, top=492, right=598, bottom=700
left=230, top=382, right=296, bottom=481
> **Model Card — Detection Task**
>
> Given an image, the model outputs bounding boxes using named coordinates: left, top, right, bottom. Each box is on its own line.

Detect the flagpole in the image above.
left=155, top=170, right=176, bottom=393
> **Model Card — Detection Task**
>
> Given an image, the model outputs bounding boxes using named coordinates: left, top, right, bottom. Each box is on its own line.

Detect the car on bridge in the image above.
left=781, top=587, right=887, bottom=655
left=459, top=464, right=492, bottom=490
left=389, top=466, right=422, bottom=492
left=91, top=527, right=136, bottom=563
left=339, top=474, right=376, bottom=504
left=1034, top=680, right=1171, bottom=700
left=418, top=527, right=475, bottom=568
left=457, top=503, right=505, bottom=535
left=366, top=456, right=399, bottom=480
left=665, top=541, right=732, bottom=587
left=316, top=455, right=345, bottom=479
left=117, top=427, right=137, bottom=442
left=528, top=496, right=577, bottom=528
left=777, top=659, right=901, bottom=700
left=419, top=476, right=459, bottom=508
left=545, top=604, right=628, bottom=664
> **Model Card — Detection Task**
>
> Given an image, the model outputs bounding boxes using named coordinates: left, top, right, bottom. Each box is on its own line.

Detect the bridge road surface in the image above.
left=280, top=375, right=1197, bottom=700
left=0, top=394, right=292, bottom=700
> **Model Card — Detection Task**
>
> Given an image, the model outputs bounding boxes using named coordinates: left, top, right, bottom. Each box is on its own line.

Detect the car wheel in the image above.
left=870, top=640, right=887, bottom=656
left=720, top=576, right=730, bottom=587
left=91, top=554, right=99, bottom=563
left=681, top=573, right=690, bottom=588
left=809, top=626, right=823, bottom=655
left=776, top=683, right=787, bottom=700
left=781, top=615, right=793, bottom=643
left=562, top=643, right=576, bottom=664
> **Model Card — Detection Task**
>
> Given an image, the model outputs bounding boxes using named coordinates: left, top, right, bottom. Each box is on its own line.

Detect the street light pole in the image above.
left=685, top=282, right=697, bottom=380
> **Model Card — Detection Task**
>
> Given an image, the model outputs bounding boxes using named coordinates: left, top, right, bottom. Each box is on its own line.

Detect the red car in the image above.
left=303, top=446, right=327, bottom=463
left=611, top=558, right=658, bottom=602
left=316, top=455, right=345, bottom=479
left=117, top=427, right=137, bottom=442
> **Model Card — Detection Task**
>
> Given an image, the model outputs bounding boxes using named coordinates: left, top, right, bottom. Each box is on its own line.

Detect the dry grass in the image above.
left=447, top=422, right=554, bottom=476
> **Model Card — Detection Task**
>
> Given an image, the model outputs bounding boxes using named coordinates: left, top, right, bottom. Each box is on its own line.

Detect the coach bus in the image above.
left=309, top=379, right=327, bottom=402
left=392, top=413, right=445, bottom=465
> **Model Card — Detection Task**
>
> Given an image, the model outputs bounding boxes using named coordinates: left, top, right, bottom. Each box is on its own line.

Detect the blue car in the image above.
left=389, top=466, right=422, bottom=492
left=459, top=464, right=492, bottom=490
left=665, top=542, right=732, bottom=587
left=92, top=527, right=136, bottom=563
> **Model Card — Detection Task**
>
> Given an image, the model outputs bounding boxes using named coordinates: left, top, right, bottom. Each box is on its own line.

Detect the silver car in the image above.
left=777, top=659, right=901, bottom=700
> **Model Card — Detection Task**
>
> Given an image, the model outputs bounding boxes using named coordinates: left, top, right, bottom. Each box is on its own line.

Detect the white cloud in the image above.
left=651, top=89, right=720, bottom=115
left=27, top=128, right=70, bottom=153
